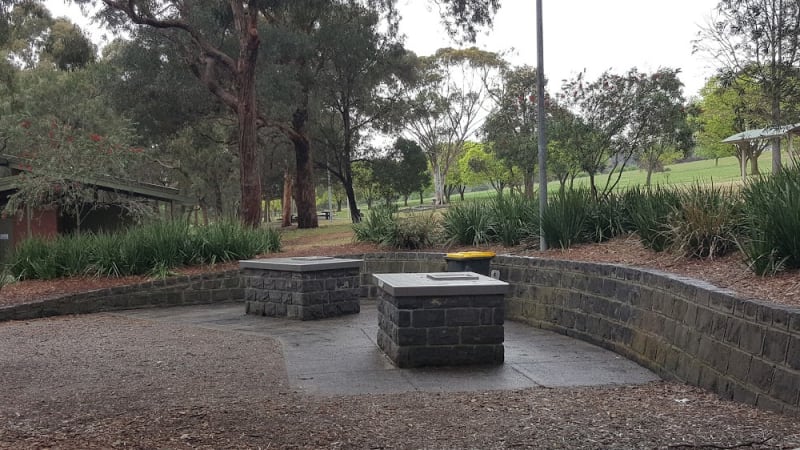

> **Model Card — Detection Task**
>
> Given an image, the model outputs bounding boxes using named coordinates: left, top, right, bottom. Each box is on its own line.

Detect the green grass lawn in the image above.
left=321, top=151, right=794, bottom=216
left=440, top=151, right=792, bottom=204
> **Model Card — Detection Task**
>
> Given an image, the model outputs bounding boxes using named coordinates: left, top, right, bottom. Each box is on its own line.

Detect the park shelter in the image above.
left=0, top=154, right=193, bottom=259
left=721, top=123, right=800, bottom=177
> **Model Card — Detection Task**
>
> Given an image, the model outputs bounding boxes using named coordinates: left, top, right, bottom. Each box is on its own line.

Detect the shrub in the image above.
left=489, top=195, right=538, bottom=247
left=190, top=220, right=281, bottom=264
left=0, top=264, right=11, bottom=291
left=586, top=192, right=630, bottom=243
left=9, top=220, right=281, bottom=280
left=50, top=233, right=95, bottom=277
left=353, top=206, right=398, bottom=245
left=540, top=189, right=592, bottom=249
left=441, top=201, right=494, bottom=246
left=353, top=206, right=440, bottom=249
left=9, top=237, right=56, bottom=279
left=667, top=185, right=740, bottom=259
left=119, top=220, right=191, bottom=274
left=740, top=167, right=800, bottom=274
left=624, top=185, right=681, bottom=252
left=392, top=213, right=440, bottom=249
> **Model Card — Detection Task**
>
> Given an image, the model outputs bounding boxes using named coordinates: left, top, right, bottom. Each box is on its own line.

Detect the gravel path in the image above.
left=1, top=313, right=798, bottom=449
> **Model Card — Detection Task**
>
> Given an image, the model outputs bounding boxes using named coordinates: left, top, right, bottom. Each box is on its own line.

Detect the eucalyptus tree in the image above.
left=3, top=0, right=52, bottom=69
left=404, top=47, right=503, bottom=205
left=44, top=18, right=96, bottom=70
left=545, top=103, right=584, bottom=192
left=632, top=69, right=691, bottom=187
left=311, top=2, right=412, bottom=223
left=389, top=137, right=429, bottom=207
left=76, top=0, right=501, bottom=228
left=561, top=68, right=686, bottom=199
left=482, top=65, right=541, bottom=197
left=695, top=75, right=768, bottom=179
left=696, top=0, right=800, bottom=173
left=100, top=31, right=239, bottom=217
left=459, top=141, right=519, bottom=197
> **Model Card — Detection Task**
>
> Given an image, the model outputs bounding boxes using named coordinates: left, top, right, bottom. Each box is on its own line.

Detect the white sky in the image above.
left=44, top=0, right=720, bottom=98
left=399, top=0, right=720, bottom=98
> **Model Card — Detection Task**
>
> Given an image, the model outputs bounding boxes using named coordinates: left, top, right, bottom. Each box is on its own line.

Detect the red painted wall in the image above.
left=13, top=208, right=58, bottom=245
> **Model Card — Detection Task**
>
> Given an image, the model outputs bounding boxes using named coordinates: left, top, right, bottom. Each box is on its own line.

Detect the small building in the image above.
left=0, top=154, right=193, bottom=260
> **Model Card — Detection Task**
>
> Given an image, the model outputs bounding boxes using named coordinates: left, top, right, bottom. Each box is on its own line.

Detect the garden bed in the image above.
left=2, top=232, right=798, bottom=309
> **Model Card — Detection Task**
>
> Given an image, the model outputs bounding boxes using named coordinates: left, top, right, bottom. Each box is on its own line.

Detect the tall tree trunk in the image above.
left=343, top=181, right=361, bottom=223
left=281, top=167, right=293, bottom=227
left=772, top=96, right=782, bottom=174
left=588, top=172, right=598, bottom=201
left=432, top=163, right=445, bottom=205
left=341, top=166, right=361, bottom=223
left=645, top=168, right=653, bottom=187
left=750, top=154, right=760, bottom=175
left=523, top=168, right=534, bottom=198
left=214, top=181, right=224, bottom=220
left=740, top=152, right=747, bottom=181
left=419, top=190, right=424, bottom=205
left=291, top=107, right=318, bottom=229
left=234, top=6, right=262, bottom=228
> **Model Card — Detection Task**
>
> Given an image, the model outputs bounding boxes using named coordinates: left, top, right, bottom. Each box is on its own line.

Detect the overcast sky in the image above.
left=44, top=0, right=721, bottom=98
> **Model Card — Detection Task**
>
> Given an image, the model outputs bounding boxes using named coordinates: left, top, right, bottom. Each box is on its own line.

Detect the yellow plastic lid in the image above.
left=445, top=251, right=496, bottom=260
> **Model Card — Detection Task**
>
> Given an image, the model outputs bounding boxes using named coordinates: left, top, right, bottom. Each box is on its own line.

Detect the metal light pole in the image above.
left=536, top=0, right=548, bottom=251
left=326, top=159, right=333, bottom=221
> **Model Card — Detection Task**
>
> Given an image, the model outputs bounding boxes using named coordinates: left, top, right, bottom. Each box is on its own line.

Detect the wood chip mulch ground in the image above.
left=1, top=231, right=799, bottom=449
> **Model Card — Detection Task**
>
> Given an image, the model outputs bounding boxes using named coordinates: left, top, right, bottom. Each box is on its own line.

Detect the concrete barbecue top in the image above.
left=372, top=272, right=508, bottom=297
left=239, top=256, right=363, bottom=272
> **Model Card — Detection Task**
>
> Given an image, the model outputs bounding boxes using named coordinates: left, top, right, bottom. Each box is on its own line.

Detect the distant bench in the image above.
left=290, top=211, right=334, bottom=222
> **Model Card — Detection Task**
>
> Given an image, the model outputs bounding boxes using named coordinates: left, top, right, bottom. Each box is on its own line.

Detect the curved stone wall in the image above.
left=1, top=251, right=797, bottom=415
left=0, top=270, right=243, bottom=322
left=354, top=251, right=800, bottom=416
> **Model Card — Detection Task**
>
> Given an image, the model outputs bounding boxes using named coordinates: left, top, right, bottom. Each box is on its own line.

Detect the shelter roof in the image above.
left=0, top=154, right=193, bottom=204
left=722, top=123, right=800, bottom=145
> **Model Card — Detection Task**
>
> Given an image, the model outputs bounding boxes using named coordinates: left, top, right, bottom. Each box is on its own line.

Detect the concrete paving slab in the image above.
left=114, top=302, right=659, bottom=395
left=515, top=360, right=660, bottom=387
left=401, top=365, right=537, bottom=393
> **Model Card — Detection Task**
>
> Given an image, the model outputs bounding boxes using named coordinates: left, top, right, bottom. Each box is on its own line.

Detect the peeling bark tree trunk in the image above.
left=290, top=107, right=318, bottom=229
left=233, top=4, right=262, bottom=228
left=281, top=167, right=293, bottom=228
left=432, top=164, right=445, bottom=205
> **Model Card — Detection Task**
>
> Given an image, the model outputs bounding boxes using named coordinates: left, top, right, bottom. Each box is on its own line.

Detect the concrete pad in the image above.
left=114, top=302, right=660, bottom=395
left=514, top=360, right=660, bottom=387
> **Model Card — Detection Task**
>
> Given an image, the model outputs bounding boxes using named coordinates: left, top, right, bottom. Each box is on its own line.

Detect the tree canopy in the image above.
left=697, top=0, right=800, bottom=173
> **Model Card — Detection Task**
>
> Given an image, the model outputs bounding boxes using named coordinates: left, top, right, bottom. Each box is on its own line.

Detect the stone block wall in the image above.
left=242, top=266, right=360, bottom=320
left=0, top=270, right=243, bottom=322
left=352, top=251, right=799, bottom=416
left=375, top=285, right=505, bottom=368
left=490, top=255, right=800, bottom=416
left=3, top=249, right=797, bottom=415
left=351, top=252, right=446, bottom=298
